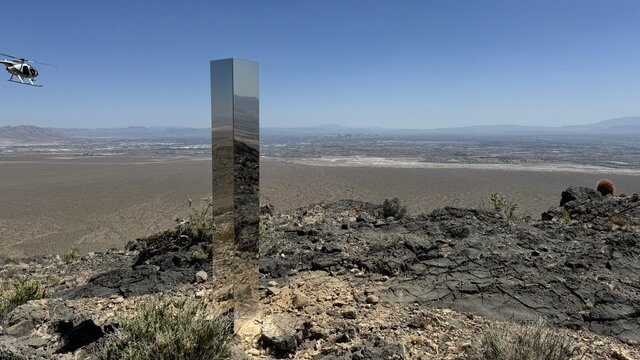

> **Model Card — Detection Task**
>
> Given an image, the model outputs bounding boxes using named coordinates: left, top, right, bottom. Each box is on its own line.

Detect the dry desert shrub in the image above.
left=99, top=296, right=231, bottom=360
left=468, top=320, right=584, bottom=360
left=382, top=197, right=406, bottom=220
left=62, top=248, right=80, bottom=264
left=139, top=195, right=214, bottom=247
left=480, top=193, right=530, bottom=224
left=490, top=193, right=518, bottom=221
left=179, top=194, right=214, bottom=238
left=0, top=277, right=47, bottom=318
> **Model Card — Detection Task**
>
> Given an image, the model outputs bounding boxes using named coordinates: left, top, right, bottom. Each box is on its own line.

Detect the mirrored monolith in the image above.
left=211, top=58, right=259, bottom=332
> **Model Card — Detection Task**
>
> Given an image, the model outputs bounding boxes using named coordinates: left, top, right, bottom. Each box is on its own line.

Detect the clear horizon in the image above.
left=2, top=1, right=639, bottom=129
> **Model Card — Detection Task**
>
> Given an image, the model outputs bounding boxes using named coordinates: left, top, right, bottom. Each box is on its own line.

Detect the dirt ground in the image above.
left=1, top=155, right=639, bottom=257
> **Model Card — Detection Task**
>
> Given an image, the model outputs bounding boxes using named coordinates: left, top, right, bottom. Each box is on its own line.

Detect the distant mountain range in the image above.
left=0, top=125, right=65, bottom=142
left=1, top=117, right=639, bottom=142
left=54, top=126, right=210, bottom=140
left=262, top=116, right=640, bottom=137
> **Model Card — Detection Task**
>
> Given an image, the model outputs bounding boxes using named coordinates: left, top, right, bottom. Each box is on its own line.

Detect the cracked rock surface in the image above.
left=261, top=187, right=640, bottom=344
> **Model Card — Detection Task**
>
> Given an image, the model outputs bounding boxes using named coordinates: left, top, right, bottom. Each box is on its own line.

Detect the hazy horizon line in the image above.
left=1, top=115, right=639, bottom=131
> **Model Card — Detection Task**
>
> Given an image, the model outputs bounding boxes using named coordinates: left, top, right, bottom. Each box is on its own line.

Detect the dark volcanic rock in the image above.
left=55, top=319, right=104, bottom=353
left=0, top=348, right=24, bottom=360
left=439, top=221, right=470, bottom=239
left=65, top=264, right=196, bottom=299
left=261, top=192, right=640, bottom=344
left=318, top=336, right=405, bottom=360
left=5, top=300, right=79, bottom=338
left=0, top=300, right=89, bottom=359
left=560, top=186, right=603, bottom=206
left=63, top=228, right=211, bottom=299
left=555, top=186, right=640, bottom=226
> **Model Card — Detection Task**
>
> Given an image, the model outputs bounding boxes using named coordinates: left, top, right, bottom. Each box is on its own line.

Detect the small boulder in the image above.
left=195, top=271, right=208, bottom=283
left=292, top=290, right=310, bottom=309
left=366, top=295, right=380, bottom=305
left=560, top=186, right=602, bottom=207
left=342, top=309, right=357, bottom=319
left=266, top=286, right=281, bottom=296
left=261, top=313, right=309, bottom=357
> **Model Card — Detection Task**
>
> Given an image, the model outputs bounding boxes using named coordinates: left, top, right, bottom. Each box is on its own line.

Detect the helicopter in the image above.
left=1, top=53, right=48, bottom=87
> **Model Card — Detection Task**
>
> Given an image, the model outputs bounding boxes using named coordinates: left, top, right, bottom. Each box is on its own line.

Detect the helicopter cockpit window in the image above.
left=30, top=68, right=36, bottom=76
left=22, top=66, right=29, bottom=75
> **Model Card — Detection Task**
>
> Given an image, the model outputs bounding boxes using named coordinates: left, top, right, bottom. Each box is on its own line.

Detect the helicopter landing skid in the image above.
left=8, top=79, right=43, bottom=87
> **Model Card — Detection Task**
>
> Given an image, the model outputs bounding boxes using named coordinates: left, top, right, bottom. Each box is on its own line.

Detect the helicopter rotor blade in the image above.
left=30, top=60, right=57, bottom=67
left=1, top=53, right=56, bottom=66
left=0, top=53, right=19, bottom=60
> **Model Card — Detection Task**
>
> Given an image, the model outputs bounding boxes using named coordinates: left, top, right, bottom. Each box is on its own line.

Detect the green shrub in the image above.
left=139, top=195, right=214, bottom=247
left=189, top=248, right=209, bottom=262
left=609, top=214, right=627, bottom=226
left=486, top=193, right=529, bottom=223
left=382, top=197, right=406, bottom=220
left=99, top=296, right=231, bottom=360
left=0, top=277, right=47, bottom=318
left=179, top=194, right=214, bottom=239
left=468, top=320, right=584, bottom=360
left=62, top=248, right=80, bottom=263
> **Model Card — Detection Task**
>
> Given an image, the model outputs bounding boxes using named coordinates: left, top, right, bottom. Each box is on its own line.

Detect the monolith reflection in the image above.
left=211, top=58, right=259, bottom=332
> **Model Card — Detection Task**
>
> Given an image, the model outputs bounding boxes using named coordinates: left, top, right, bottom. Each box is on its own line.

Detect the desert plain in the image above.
left=1, top=153, right=639, bottom=258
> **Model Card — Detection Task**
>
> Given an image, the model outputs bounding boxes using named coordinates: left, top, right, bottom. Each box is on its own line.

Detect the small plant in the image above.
left=468, top=320, right=584, bottom=360
left=62, top=248, right=80, bottom=263
left=489, top=193, right=526, bottom=223
left=0, top=277, right=47, bottom=318
left=609, top=214, right=627, bottom=226
left=176, top=194, right=214, bottom=239
left=189, top=248, right=209, bottom=262
left=382, top=197, right=406, bottom=220
left=596, top=179, right=614, bottom=196
left=140, top=195, right=214, bottom=248
left=99, top=296, right=231, bottom=360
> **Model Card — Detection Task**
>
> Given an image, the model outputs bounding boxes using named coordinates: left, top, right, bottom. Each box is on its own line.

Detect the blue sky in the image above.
left=1, top=0, right=639, bottom=129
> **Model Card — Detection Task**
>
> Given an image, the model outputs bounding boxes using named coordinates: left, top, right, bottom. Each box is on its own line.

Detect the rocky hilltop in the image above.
left=0, top=187, right=639, bottom=359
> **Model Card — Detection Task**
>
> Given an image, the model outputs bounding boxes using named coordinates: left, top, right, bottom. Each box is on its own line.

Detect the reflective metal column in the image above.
left=211, top=59, right=259, bottom=332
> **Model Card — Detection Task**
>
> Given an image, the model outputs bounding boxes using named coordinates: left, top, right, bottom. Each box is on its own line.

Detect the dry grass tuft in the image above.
left=0, top=277, right=47, bottom=318
left=468, top=320, right=585, bottom=360
left=99, top=296, right=231, bottom=360
left=62, top=248, right=80, bottom=263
